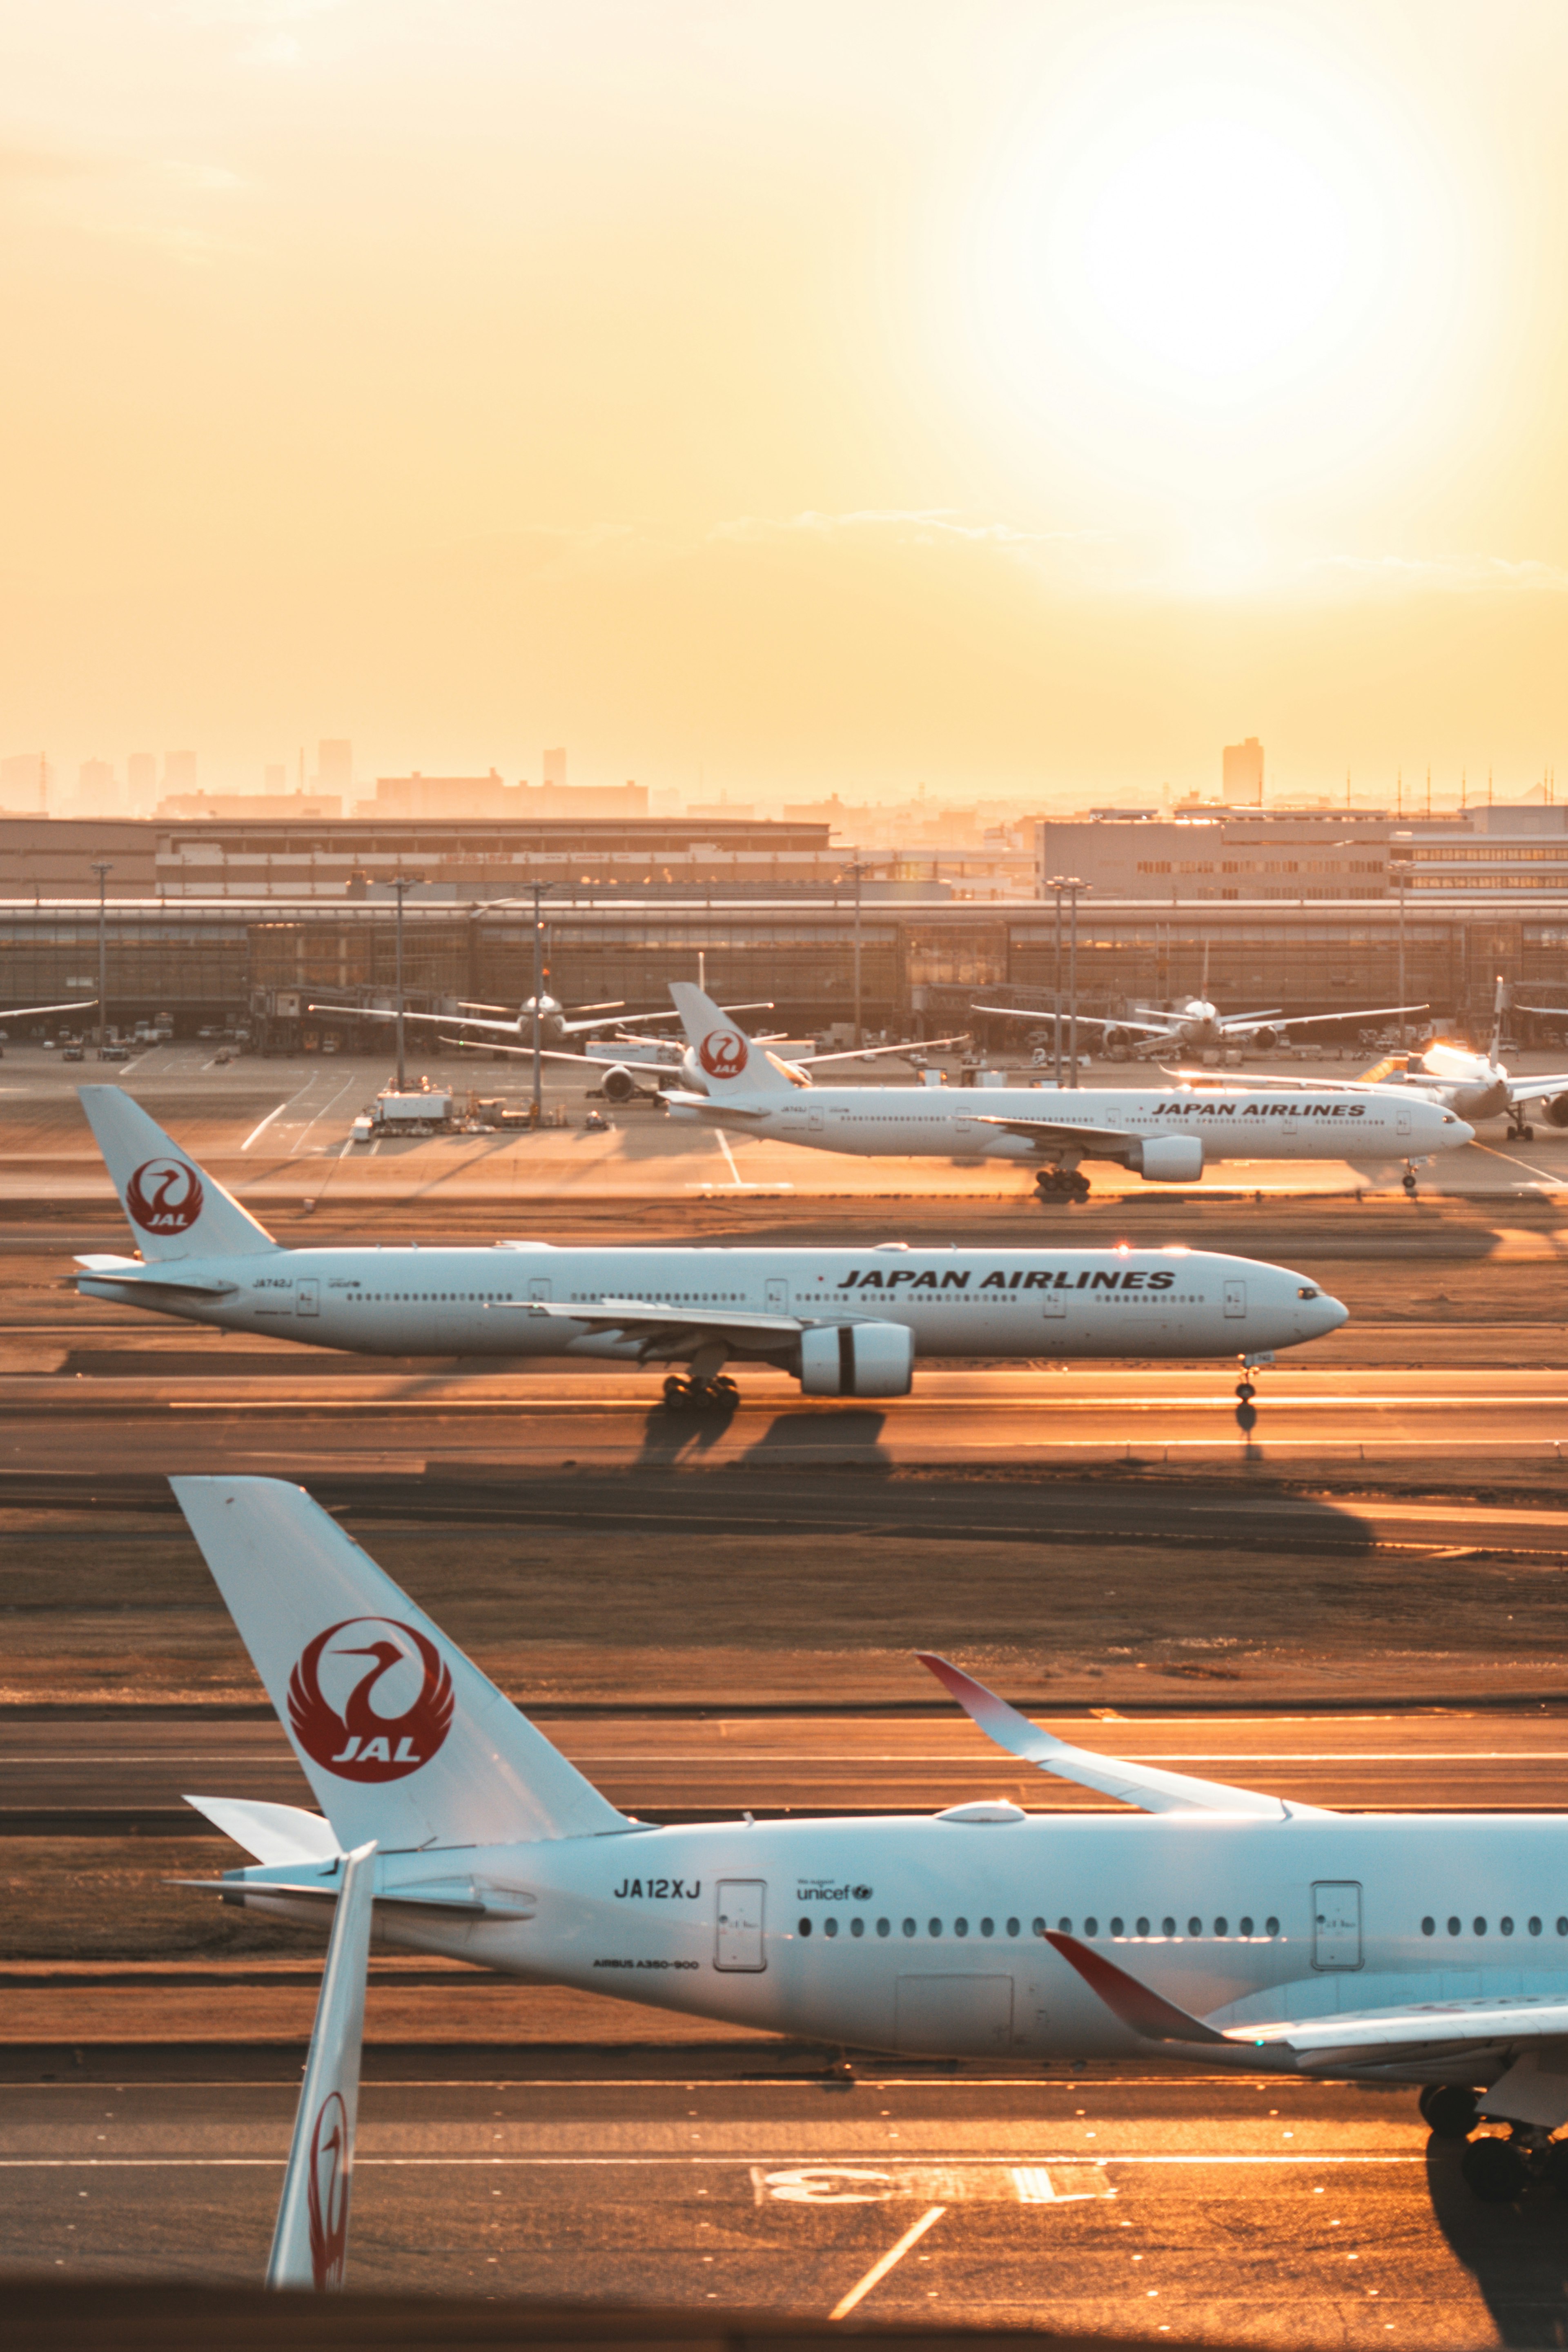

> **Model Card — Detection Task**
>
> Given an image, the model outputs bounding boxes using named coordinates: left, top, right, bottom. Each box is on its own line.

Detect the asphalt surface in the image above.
left=3, top=1362, right=1568, bottom=1475
left=13, top=1711, right=1568, bottom=1830
left=1, top=2068, right=1554, bottom=2343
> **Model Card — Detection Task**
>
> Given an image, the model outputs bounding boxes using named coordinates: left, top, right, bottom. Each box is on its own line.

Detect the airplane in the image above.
left=1211, top=979, right=1568, bottom=1142
left=663, top=984, right=1472, bottom=1200
left=70, top=1088, right=1345, bottom=1416
left=451, top=1027, right=969, bottom=1103
left=0, top=996, right=99, bottom=1030
left=176, top=1472, right=1568, bottom=2211
left=306, top=990, right=776, bottom=1054
left=973, top=949, right=1425, bottom=1061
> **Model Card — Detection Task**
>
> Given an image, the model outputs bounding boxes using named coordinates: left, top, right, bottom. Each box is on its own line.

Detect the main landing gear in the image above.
left=1508, top=1117, right=1536, bottom=1141
left=1036, top=1166, right=1091, bottom=1204
left=662, top=1373, right=739, bottom=1416
left=1420, top=2083, right=1568, bottom=2202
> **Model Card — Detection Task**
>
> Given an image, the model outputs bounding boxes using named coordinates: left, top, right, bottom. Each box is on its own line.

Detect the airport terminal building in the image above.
left=2, top=805, right=1568, bottom=1046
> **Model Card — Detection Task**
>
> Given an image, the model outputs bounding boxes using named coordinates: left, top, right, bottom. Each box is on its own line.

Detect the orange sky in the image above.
left=3, top=0, right=1567, bottom=803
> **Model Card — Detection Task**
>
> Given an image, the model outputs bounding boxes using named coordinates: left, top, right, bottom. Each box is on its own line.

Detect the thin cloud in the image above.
left=1303, top=551, right=1568, bottom=596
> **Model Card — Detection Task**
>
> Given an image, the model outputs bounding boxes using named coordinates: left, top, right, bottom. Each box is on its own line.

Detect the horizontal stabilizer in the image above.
left=918, top=1652, right=1317, bottom=1817
left=183, top=1795, right=339, bottom=1865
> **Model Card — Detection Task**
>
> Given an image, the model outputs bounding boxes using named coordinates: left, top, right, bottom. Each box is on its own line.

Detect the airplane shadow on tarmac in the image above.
left=1427, top=2136, right=1568, bottom=2346
left=632, top=1397, right=891, bottom=1468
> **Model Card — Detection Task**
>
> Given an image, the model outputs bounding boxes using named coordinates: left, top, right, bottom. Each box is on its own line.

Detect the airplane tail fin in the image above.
left=78, top=1087, right=276, bottom=1260
left=668, top=982, right=802, bottom=1099
left=1490, top=975, right=1508, bottom=1067
left=171, top=1477, right=633, bottom=1852
left=267, top=1838, right=376, bottom=2292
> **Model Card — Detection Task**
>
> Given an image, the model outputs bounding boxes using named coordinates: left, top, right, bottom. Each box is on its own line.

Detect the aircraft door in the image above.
left=766, top=1279, right=788, bottom=1312
left=1312, top=1881, right=1362, bottom=1971
left=1396, top=1107, right=1412, bottom=1140
left=808, top=1109, right=824, bottom=1133
left=1223, top=1279, right=1247, bottom=1319
left=1041, top=1289, right=1067, bottom=1319
left=296, top=1280, right=319, bottom=1318
left=529, top=1278, right=552, bottom=1302
left=715, top=1880, right=766, bottom=1971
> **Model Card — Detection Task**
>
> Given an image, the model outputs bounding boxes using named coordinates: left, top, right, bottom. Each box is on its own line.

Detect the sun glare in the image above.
left=956, top=26, right=1471, bottom=537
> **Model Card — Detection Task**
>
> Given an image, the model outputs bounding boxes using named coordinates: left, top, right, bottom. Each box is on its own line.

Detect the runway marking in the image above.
left=239, top=1104, right=290, bottom=1153
left=0, top=2155, right=1431, bottom=2169
left=829, top=2204, right=946, bottom=2320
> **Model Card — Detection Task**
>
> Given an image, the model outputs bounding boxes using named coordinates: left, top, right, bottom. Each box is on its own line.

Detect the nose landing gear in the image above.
left=1402, top=1164, right=1419, bottom=1197
left=1235, top=1351, right=1274, bottom=1436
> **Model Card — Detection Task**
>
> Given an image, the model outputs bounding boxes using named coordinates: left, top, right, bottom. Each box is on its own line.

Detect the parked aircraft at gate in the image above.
left=177, top=1475, right=1568, bottom=2206
left=664, top=985, right=1472, bottom=1198
left=71, top=1089, right=1343, bottom=1407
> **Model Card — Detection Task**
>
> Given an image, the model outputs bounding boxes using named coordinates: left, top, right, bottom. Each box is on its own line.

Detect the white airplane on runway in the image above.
left=71, top=1088, right=1344, bottom=1415
left=1210, top=979, right=1568, bottom=1143
left=425, top=1021, right=966, bottom=1101
left=973, top=956, right=1425, bottom=1060
left=177, top=1474, right=1568, bottom=2209
left=664, top=985, right=1472, bottom=1200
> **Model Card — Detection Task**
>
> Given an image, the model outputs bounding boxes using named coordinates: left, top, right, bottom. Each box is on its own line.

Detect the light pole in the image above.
left=91, top=862, right=112, bottom=1057
left=528, top=880, right=555, bottom=1126
left=1046, top=875, right=1087, bottom=1085
left=846, top=854, right=866, bottom=1052
left=389, top=875, right=423, bottom=1092
left=1392, top=858, right=1410, bottom=1047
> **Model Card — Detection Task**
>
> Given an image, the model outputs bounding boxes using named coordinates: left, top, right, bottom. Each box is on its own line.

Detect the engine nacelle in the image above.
left=599, top=1064, right=642, bottom=1101
left=1131, top=1134, right=1204, bottom=1183
left=1541, top=1093, right=1568, bottom=1129
left=798, top=1320, right=915, bottom=1398
left=1252, top=1025, right=1282, bottom=1051
left=1102, top=1026, right=1131, bottom=1055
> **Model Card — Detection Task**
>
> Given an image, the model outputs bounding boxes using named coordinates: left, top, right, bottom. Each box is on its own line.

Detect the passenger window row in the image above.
left=794, top=1913, right=1283, bottom=1942
left=1421, top=1915, right=1567, bottom=1938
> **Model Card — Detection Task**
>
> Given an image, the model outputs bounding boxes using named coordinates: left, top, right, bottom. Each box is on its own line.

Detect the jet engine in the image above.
left=1102, top=1026, right=1132, bottom=1056
left=1540, top=1093, right=1568, bottom=1128
left=1130, top=1135, right=1204, bottom=1183
left=598, top=1065, right=644, bottom=1102
left=1251, top=1026, right=1283, bottom=1051
left=798, top=1321, right=915, bottom=1397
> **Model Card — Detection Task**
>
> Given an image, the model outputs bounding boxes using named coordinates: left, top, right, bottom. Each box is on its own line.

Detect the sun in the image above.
left=954, top=27, right=1469, bottom=522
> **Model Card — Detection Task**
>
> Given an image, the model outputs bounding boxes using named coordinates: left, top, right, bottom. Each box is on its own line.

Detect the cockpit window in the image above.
left=1297, top=1286, right=1319, bottom=1300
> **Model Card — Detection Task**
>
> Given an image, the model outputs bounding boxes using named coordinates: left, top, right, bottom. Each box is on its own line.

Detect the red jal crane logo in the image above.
left=125, top=1158, right=205, bottom=1235
left=698, top=1028, right=748, bottom=1079
left=287, top=1617, right=455, bottom=1781
left=307, top=2090, right=351, bottom=2289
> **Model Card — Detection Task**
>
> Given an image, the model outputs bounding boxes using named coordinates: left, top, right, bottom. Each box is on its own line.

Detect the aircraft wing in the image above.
left=963, top=1112, right=1145, bottom=1155
left=970, top=1005, right=1166, bottom=1037
left=1045, top=1932, right=1568, bottom=2075
left=1221, top=1003, right=1427, bottom=1039
left=800, top=1033, right=969, bottom=1068
left=561, top=1000, right=775, bottom=1034
left=491, top=1297, right=806, bottom=1342
left=1506, top=1070, right=1568, bottom=1106
left=309, top=1003, right=523, bottom=1037
left=0, top=998, right=97, bottom=1021
left=1513, top=1003, right=1568, bottom=1021
left=918, top=1654, right=1319, bottom=1817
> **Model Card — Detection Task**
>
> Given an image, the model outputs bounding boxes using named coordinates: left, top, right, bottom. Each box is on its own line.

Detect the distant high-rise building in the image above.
left=126, top=754, right=158, bottom=811
left=318, top=739, right=352, bottom=794
left=1222, top=737, right=1264, bottom=805
left=164, top=749, right=197, bottom=795
left=543, top=747, right=567, bottom=791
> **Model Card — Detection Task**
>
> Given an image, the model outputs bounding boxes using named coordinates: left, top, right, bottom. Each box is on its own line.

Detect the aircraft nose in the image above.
left=1318, top=1292, right=1350, bottom=1333
left=1446, top=1116, right=1476, bottom=1145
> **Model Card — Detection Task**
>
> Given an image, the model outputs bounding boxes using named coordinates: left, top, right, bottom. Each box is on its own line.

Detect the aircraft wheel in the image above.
left=662, top=1376, right=694, bottom=1413
left=1069, top=1175, right=1091, bottom=1203
left=1402, top=1171, right=1419, bottom=1197
left=1424, top=2084, right=1480, bottom=2140
left=713, top=1373, right=739, bottom=1398
left=1235, top=1381, right=1256, bottom=1403
left=1461, top=2135, right=1528, bottom=2203
left=1539, top=2140, right=1568, bottom=2198
left=1523, top=1124, right=1535, bottom=1140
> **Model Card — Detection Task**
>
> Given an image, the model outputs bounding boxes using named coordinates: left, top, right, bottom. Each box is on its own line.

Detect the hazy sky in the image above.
left=4, top=0, right=1568, bottom=800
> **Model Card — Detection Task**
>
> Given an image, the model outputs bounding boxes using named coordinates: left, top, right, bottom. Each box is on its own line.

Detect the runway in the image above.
left=0, top=2066, right=1549, bottom=2343
left=11, top=1709, right=1568, bottom=1828
left=4, top=1362, right=1568, bottom=1474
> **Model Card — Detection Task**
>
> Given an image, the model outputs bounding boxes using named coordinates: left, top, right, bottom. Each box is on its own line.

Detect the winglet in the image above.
left=1045, top=1932, right=1229, bottom=2045
left=917, top=1652, right=1051, bottom=1762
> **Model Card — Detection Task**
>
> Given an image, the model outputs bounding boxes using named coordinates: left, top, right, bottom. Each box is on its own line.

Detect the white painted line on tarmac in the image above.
left=240, top=1104, right=289, bottom=1153
left=829, top=2204, right=947, bottom=2319
left=0, top=2154, right=1430, bottom=2171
